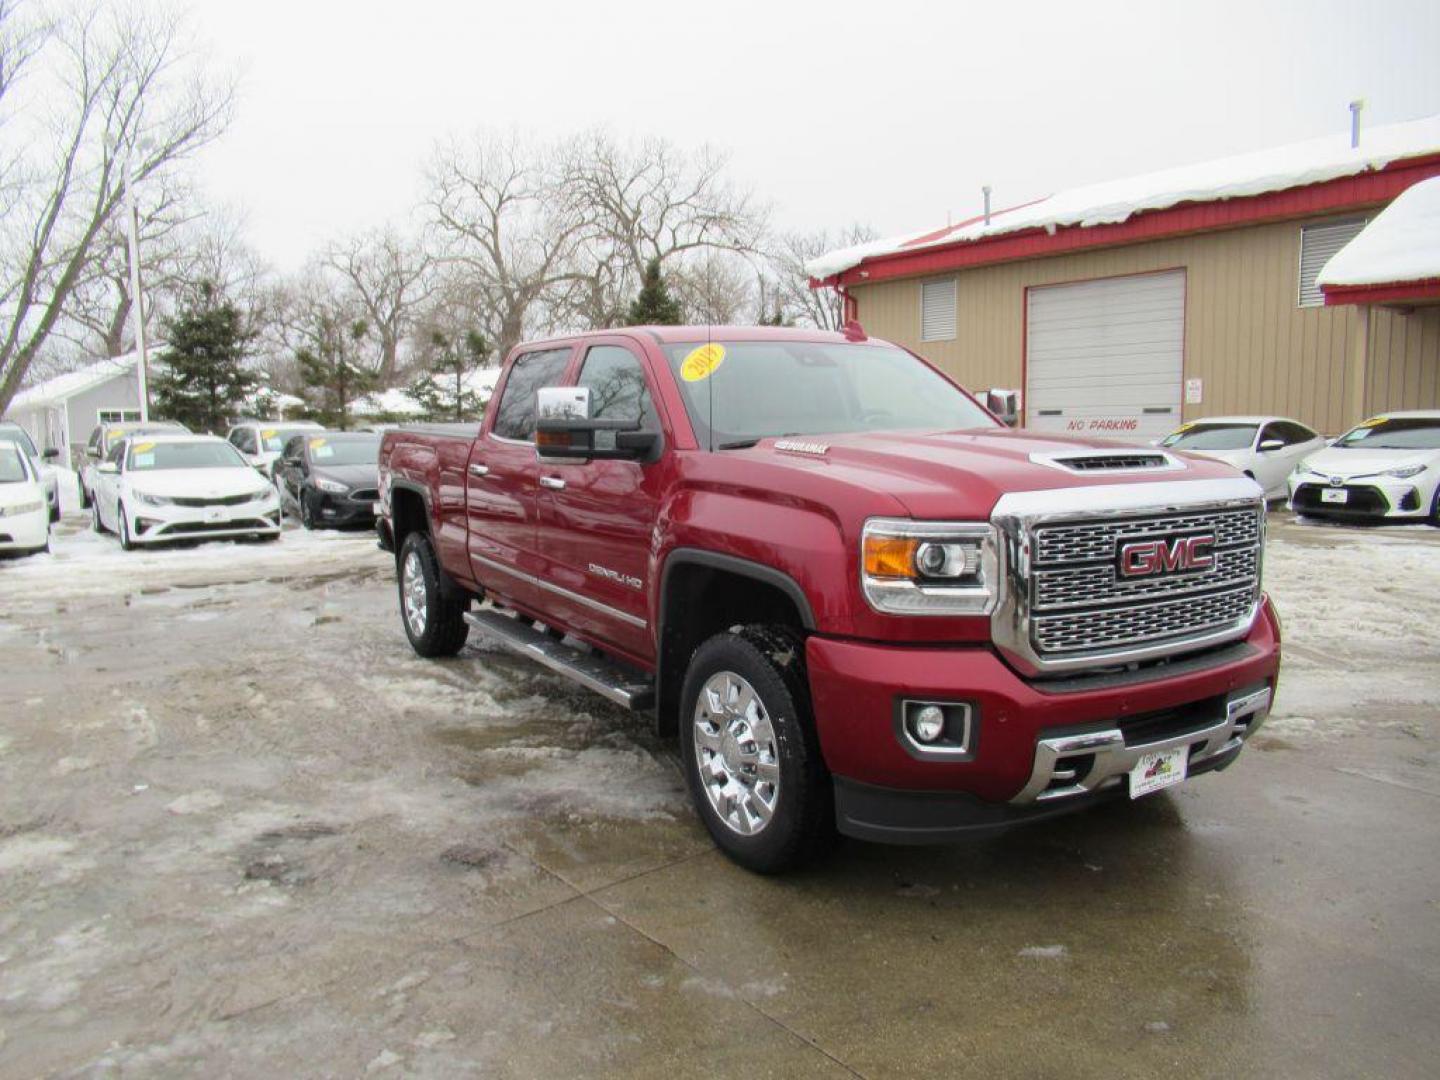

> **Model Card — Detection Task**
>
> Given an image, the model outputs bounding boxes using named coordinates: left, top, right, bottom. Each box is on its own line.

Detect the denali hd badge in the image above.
left=1117, top=534, right=1216, bottom=578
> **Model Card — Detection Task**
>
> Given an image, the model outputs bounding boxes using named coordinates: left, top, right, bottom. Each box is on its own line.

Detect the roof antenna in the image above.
left=1349, top=99, right=1365, bottom=149
left=982, top=185, right=992, bottom=226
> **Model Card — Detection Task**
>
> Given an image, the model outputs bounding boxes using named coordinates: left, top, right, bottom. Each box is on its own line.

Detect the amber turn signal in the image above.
left=863, top=535, right=918, bottom=579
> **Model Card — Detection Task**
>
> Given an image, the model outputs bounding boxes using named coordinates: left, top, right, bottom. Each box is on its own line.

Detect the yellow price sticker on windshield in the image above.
left=131, top=441, right=156, bottom=453
left=1172, top=422, right=1195, bottom=434
left=680, top=343, right=725, bottom=382
left=261, top=429, right=278, bottom=439
left=309, top=437, right=327, bottom=449
left=108, top=428, right=124, bottom=440
left=1357, top=416, right=1385, bottom=428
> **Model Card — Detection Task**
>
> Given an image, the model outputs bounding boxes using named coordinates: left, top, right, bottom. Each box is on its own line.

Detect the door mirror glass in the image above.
left=42, top=447, right=60, bottom=460
left=536, top=385, right=656, bottom=460
left=1258, top=439, right=1284, bottom=452
left=283, top=456, right=303, bottom=469
left=984, top=388, right=1020, bottom=427
left=85, top=446, right=100, bottom=459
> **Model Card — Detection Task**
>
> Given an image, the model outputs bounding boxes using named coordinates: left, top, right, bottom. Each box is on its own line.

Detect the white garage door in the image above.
left=1025, top=270, right=1185, bottom=440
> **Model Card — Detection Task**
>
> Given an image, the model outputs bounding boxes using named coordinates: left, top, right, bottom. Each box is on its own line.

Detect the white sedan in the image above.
left=1159, top=416, right=1326, bottom=499
left=91, top=434, right=282, bottom=549
left=1287, top=411, right=1440, bottom=523
left=0, top=442, right=50, bottom=556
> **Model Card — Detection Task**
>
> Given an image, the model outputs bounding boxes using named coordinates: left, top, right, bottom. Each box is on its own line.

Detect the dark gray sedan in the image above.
left=276, top=431, right=381, bottom=529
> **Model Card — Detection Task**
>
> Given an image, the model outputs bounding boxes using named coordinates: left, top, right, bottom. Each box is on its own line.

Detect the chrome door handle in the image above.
left=539, top=476, right=566, bottom=491
left=468, top=464, right=490, bottom=477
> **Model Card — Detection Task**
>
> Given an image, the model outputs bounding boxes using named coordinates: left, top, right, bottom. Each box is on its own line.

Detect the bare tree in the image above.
left=322, top=227, right=433, bottom=384
left=767, top=224, right=878, bottom=331
left=669, top=249, right=754, bottom=325
left=560, top=132, right=768, bottom=328
left=423, top=133, right=588, bottom=360
left=0, top=1, right=234, bottom=411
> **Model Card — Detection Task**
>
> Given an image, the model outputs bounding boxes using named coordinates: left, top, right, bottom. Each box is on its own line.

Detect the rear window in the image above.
left=659, top=340, right=996, bottom=448
left=492, top=349, right=571, bottom=440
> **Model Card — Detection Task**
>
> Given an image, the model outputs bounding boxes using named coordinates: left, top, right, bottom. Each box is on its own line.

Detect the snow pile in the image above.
left=1317, top=175, right=1440, bottom=288
left=807, top=113, right=1440, bottom=280
left=352, top=367, right=502, bottom=419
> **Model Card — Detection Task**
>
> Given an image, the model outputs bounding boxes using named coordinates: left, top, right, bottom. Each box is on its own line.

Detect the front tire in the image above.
left=398, top=531, right=469, bottom=658
left=118, top=503, right=134, bottom=551
left=1429, top=485, right=1440, bottom=527
left=680, top=626, right=834, bottom=874
left=300, top=491, right=317, bottom=530
left=92, top=499, right=107, bottom=534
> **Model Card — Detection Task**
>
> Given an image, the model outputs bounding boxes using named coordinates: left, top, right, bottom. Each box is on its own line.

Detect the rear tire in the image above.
left=398, top=531, right=469, bottom=658
left=680, top=626, right=834, bottom=874
left=1429, top=486, right=1440, bottom=527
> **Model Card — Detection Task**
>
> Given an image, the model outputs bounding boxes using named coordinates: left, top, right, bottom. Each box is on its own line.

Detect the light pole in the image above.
left=121, top=151, right=151, bottom=421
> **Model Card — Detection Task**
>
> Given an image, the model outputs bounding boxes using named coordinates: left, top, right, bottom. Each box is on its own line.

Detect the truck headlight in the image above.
left=861, top=518, right=999, bottom=615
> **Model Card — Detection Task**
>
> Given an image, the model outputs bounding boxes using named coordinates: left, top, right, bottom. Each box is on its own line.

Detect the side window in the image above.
left=87, top=426, right=102, bottom=452
left=1275, top=421, right=1317, bottom=445
left=491, top=349, right=571, bottom=441
left=107, top=440, right=127, bottom=467
left=283, top=435, right=305, bottom=464
left=577, top=346, right=658, bottom=431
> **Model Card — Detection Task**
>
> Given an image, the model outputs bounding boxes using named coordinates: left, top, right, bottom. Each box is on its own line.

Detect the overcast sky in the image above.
left=191, top=0, right=1440, bottom=272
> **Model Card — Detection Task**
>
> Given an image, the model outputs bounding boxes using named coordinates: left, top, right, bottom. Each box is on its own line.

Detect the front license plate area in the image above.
left=1129, top=746, right=1188, bottom=798
left=1321, top=488, right=1348, bottom=504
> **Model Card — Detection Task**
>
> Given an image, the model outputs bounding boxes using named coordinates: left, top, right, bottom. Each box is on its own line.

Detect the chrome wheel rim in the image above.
left=402, top=550, right=428, bottom=638
left=692, top=670, right=781, bottom=836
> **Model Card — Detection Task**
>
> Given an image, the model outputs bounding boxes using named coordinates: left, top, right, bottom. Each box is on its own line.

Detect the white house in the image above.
left=2, top=349, right=152, bottom=462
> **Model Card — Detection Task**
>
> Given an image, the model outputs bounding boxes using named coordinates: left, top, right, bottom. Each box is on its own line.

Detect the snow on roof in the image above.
left=351, top=366, right=503, bottom=418
left=808, top=114, right=1440, bottom=280
left=1317, top=175, right=1440, bottom=288
left=6, top=349, right=153, bottom=411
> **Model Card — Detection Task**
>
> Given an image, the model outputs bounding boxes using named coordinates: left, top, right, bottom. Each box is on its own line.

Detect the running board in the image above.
left=464, top=608, right=655, bottom=711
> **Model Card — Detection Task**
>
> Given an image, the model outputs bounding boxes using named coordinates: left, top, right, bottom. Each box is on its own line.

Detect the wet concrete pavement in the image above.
left=1, top=516, right=1437, bottom=1077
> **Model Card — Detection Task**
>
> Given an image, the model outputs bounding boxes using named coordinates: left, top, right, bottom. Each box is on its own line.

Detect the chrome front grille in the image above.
left=1034, top=507, right=1260, bottom=565
left=990, top=481, right=1267, bottom=677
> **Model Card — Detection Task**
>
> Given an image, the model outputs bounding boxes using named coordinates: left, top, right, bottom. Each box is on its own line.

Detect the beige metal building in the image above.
left=810, top=116, right=1440, bottom=437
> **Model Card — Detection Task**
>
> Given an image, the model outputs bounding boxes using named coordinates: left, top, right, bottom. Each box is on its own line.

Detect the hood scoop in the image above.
left=1030, top=449, right=1184, bottom=474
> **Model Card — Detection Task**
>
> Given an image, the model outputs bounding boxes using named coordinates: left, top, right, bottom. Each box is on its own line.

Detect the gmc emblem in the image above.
left=1118, top=534, right=1216, bottom=578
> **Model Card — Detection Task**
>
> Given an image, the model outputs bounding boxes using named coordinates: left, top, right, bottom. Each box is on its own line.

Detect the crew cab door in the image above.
left=465, top=347, right=573, bottom=606
left=533, top=340, right=665, bottom=661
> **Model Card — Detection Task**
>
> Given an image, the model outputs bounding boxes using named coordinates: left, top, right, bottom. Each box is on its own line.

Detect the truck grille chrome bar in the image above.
left=990, top=478, right=1266, bottom=677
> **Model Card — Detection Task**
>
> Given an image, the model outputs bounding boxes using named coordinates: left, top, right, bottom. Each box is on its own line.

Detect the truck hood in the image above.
left=734, top=428, right=1247, bottom=519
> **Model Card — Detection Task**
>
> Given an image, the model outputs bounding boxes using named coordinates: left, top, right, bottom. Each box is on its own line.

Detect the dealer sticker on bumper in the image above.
left=1129, top=747, right=1188, bottom=798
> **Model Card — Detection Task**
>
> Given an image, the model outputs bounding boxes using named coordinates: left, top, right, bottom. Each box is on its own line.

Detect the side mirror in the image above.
left=283, top=456, right=302, bottom=469
left=1258, top=439, right=1284, bottom=453
left=86, top=446, right=100, bottom=459
left=43, top=447, right=60, bottom=460
left=535, top=386, right=657, bottom=461
left=97, top=462, right=119, bottom=475
left=984, top=388, right=1020, bottom=427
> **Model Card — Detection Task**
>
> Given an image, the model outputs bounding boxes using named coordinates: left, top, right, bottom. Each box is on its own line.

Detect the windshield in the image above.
left=128, top=440, right=249, bottom=471
left=308, top=435, right=379, bottom=466
left=0, top=444, right=32, bottom=483
left=1335, top=418, right=1440, bottom=451
left=1161, top=423, right=1258, bottom=451
left=660, top=341, right=998, bottom=447
left=0, top=426, right=39, bottom=457
left=261, top=427, right=317, bottom=452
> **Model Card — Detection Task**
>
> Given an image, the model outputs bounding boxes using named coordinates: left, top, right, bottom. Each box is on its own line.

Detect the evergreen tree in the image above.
left=152, top=283, right=257, bottom=433
left=406, top=329, right=489, bottom=421
left=627, top=257, right=682, bottom=325
left=297, top=317, right=376, bottom=430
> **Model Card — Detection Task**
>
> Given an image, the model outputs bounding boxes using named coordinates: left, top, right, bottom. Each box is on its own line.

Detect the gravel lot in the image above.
left=1, top=513, right=1438, bottom=1078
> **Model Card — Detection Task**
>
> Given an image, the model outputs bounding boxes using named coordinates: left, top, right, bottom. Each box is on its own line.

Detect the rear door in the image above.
left=465, top=347, right=573, bottom=607
left=533, top=340, right=664, bottom=660
left=1026, top=270, right=1186, bottom=440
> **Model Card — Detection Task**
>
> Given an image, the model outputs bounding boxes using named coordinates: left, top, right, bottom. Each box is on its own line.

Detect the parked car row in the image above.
left=0, top=442, right=51, bottom=556
left=1159, top=411, right=1440, bottom=524
left=0, top=420, right=61, bottom=522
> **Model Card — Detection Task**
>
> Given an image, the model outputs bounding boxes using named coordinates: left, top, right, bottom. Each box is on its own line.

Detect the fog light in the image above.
left=911, top=705, right=945, bottom=742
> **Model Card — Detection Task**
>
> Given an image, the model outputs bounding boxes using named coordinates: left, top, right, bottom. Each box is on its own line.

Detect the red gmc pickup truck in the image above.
left=377, top=325, right=1280, bottom=873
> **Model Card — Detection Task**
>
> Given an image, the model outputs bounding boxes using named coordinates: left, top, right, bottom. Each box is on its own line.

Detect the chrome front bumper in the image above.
left=1011, top=685, right=1272, bottom=806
